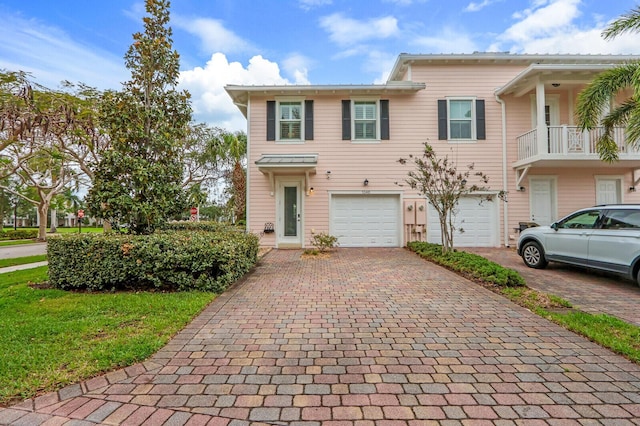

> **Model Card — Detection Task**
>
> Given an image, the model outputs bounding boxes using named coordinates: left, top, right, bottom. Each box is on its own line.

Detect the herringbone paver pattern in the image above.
left=1, top=248, right=639, bottom=425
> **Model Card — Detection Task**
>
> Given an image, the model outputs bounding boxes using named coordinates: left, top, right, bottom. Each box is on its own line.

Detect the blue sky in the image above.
left=1, top=0, right=639, bottom=131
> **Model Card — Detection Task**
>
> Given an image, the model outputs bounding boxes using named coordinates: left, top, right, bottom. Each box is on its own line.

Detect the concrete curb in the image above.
left=0, top=261, right=48, bottom=274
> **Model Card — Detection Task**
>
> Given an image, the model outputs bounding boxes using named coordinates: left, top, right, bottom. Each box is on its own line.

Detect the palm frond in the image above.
left=603, top=7, right=640, bottom=40
left=576, top=63, right=640, bottom=129
left=595, top=135, right=620, bottom=163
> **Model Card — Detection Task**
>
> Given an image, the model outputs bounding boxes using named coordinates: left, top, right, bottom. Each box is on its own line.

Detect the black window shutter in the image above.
left=266, top=100, right=276, bottom=141
left=342, top=100, right=351, bottom=140
left=380, top=100, right=390, bottom=140
left=305, top=100, right=314, bottom=141
left=476, top=99, right=486, bottom=140
left=437, top=100, right=447, bottom=140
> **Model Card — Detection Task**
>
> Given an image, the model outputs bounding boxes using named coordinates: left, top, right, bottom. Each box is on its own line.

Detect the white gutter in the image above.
left=495, top=93, right=510, bottom=248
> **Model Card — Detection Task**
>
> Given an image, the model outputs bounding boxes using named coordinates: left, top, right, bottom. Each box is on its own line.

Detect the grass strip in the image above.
left=0, top=255, right=47, bottom=269
left=0, top=266, right=216, bottom=406
left=0, top=240, right=40, bottom=247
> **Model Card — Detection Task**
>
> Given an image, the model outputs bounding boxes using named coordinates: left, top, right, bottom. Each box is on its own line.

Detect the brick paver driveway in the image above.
left=2, top=248, right=639, bottom=425
left=468, top=247, right=640, bottom=327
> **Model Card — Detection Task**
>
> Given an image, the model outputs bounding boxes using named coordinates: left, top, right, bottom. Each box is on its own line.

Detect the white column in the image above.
left=536, top=79, right=547, bottom=155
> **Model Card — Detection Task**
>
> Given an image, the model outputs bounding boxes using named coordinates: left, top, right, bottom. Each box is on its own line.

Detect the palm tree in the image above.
left=576, top=6, right=640, bottom=163
left=221, top=131, right=247, bottom=224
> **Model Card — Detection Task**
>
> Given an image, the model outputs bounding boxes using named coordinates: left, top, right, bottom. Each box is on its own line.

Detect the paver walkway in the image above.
left=1, top=248, right=639, bottom=425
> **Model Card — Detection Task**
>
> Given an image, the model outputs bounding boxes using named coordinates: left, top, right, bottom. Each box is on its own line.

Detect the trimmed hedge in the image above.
left=407, top=241, right=525, bottom=287
left=48, top=229, right=259, bottom=292
left=163, top=221, right=242, bottom=233
left=0, top=229, right=38, bottom=240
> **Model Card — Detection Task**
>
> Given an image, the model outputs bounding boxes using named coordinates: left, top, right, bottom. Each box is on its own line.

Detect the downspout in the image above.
left=495, top=92, right=509, bottom=248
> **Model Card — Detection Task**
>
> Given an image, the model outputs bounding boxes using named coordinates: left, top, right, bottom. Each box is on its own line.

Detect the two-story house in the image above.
left=225, top=53, right=640, bottom=249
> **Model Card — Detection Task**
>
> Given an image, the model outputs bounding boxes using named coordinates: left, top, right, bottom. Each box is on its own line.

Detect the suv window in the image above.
left=557, top=210, right=601, bottom=229
left=602, top=209, right=640, bottom=229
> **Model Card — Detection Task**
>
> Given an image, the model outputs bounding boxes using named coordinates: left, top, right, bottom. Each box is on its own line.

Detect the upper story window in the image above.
left=279, top=102, right=302, bottom=140
left=354, top=101, right=377, bottom=140
left=266, top=99, right=313, bottom=142
left=438, top=98, right=485, bottom=142
left=342, top=99, right=390, bottom=142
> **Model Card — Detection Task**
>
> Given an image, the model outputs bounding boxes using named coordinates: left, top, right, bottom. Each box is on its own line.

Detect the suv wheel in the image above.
left=521, top=241, right=548, bottom=269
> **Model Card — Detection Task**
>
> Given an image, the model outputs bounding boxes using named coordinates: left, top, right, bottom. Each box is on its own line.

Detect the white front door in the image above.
left=276, top=178, right=303, bottom=248
left=596, top=178, right=621, bottom=205
left=530, top=177, right=556, bottom=225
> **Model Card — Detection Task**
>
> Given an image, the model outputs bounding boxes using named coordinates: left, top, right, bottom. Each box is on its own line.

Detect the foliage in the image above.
left=0, top=228, right=38, bottom=240
left=310, top=231, right=339, bottom=252
left=48, top=229, right=259, bottom=292
left=399, top=142, right=495, bottom=253
left=162, top=220, right=240, bottom=233
left=576, top=6, right=640, bottom=162
left=0, top=71, right=89, bottom=240
left=408, top=241, right=525, bottom=287
left=86, top=0, right=191, bottom=234
left=0, top=266, right=214, bottom=405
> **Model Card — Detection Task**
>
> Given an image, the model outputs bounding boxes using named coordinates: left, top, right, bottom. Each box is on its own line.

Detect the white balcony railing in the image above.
left=516, top=126, right=639, bottom=161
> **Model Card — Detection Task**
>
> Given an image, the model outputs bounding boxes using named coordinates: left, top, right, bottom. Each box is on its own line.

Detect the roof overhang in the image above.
left=388, top=52, right=640, bottom=83
left=255, top=154, right=318, bottom=194
left=495, top=64, right=621, bottom=97
left=225, top=82, right=426, bottom=117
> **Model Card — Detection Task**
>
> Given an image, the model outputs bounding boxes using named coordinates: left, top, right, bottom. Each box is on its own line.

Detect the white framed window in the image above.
left=278, top=100, right=303, bottom=141
left=448, top=98, right=474, bottom=140
left=353, top=100, right=378, bottom=140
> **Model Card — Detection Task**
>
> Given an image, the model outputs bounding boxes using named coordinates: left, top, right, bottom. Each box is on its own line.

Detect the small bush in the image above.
left=162, top=221, right=238, bottom=233
left=48, top=229, right=259, bottom=292
left=310, top=231, right=339, bottom=252
left=2, top=229, right=38, bottom=240
left=407, top=241, right=525, bottom=287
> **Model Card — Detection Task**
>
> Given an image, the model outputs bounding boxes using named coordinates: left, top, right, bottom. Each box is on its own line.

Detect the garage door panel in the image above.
left=427, top=196, right=498, bottom=247
left=331, top=195, right=400, bottom=247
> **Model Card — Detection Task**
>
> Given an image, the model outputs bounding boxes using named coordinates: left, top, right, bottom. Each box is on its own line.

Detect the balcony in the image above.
left=515, top=126, right=640, bottom=168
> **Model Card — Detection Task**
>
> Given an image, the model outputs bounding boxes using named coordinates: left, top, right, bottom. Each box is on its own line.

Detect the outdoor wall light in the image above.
left=364, top=178, right=369, bottom=186
left=630, top=186, right=636, bottom=192
left=326, top=171, right=331, bottom=179
left=308, top=187, right=315, bottom=195
left=552, top=83, right=560, bottom=87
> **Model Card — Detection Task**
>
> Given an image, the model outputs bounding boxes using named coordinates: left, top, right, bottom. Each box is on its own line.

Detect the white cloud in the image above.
left=490, top=0, right=640, bottom=54
left=0, top=12, right=126, bottom=89
left=298, top=0, right=332, bottom=10
left=319, top=13, right=399, bottom=46
left=173, top=17, right=251, bottom=54
left=179, top=53, right=294, bottom=131
left=465, top=0, right=500, bottom=12
left=413, top=27, right=480, bottom=53
left=282, top=54, right=312, bottom=84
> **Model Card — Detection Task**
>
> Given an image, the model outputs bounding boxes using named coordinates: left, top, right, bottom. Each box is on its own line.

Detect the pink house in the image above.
left=225, top=53, right=640, bottom=249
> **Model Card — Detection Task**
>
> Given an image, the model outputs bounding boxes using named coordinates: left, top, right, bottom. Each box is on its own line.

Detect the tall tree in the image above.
left=223, top=131, right=247, bottom=223
left=86, top=0, right=191, bottom=234
left=576, top=6, right=640, bottom=162
left=0, top=72, right=82, bottom=239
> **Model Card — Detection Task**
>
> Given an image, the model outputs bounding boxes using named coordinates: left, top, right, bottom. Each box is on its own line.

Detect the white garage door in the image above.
left=427, top=196, right=499, bottom=247
left=330, top=194, right=400, bottom=247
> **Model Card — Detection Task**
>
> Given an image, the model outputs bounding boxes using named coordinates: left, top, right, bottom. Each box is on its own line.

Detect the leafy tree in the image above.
left=222, top=131, right=247, bottom=223
left=576, top=6, right=640, bottom=162
left=0, top=71, right=83, bottom=239
left=86, top=0, right=191, bottom=234
left=399, top=142, right=493, bottom=254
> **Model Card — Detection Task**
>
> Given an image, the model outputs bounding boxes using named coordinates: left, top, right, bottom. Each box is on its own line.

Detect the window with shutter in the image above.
left=342, top=99, right=389, bottom=142
left=267, top=98, right=313, bottom=142
left=438, top=98, right=485, bottom=142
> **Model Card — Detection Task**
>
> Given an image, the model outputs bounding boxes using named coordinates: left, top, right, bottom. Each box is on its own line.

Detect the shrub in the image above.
left=310, top=231, right=339, bottom=252
left=407, top=241, right=525, bottom=287
left=48, top=229, right=259, bottom=292
left=2, top=229, right=38, bottom=240
left=162, top=221, right=238, bottom=233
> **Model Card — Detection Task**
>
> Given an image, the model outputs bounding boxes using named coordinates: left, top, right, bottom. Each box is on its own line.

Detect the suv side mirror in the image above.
left=550, top=222, right=558, bottom=231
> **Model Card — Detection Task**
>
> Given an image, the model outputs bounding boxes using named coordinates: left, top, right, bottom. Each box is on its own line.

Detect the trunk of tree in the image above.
left=232, top=161, right=246, bottom=223
left=50, top=208, right=57, bottom=233
left=37, top=202, right=49, bottom=241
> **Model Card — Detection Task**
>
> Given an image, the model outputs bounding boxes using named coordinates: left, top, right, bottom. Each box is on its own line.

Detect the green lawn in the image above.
left=0, top=255, right=47, bottom=269
left=0, top=240, right=39, bottom=247
left=0, top=267, right=216, bottom=406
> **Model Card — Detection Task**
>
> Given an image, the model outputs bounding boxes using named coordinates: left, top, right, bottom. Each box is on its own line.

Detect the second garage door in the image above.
left=330, top=194, right=400, bottom=247
left=427, top=196, right=499, bottom=247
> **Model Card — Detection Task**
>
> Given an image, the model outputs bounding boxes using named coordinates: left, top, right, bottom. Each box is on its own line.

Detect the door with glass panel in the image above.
left=276, top=178, right=303, bottom=247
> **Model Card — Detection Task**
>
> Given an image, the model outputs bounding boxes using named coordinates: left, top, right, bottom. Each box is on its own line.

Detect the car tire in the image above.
left=521, top=241, right=548, bottom=269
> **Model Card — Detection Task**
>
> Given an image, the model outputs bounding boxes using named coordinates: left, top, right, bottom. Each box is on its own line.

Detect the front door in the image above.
left=276, top=178, right=303, bottom=248
left=530, top=177, right=556, bottom=225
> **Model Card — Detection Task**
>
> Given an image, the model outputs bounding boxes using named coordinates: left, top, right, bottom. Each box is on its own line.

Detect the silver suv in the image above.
left=517, top=205, right=640, bottom=286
